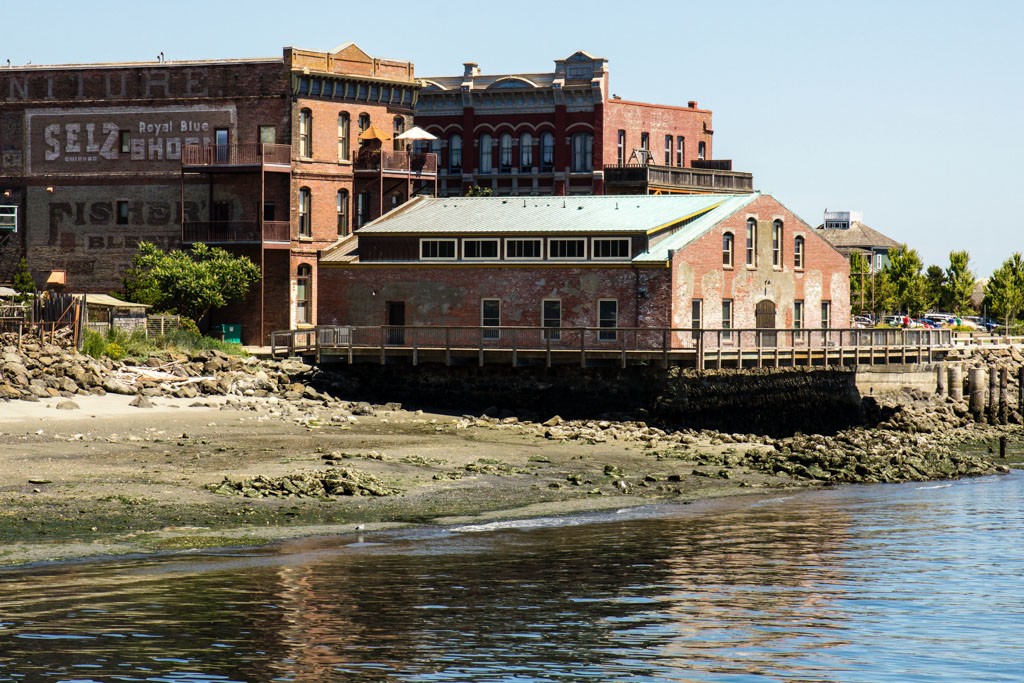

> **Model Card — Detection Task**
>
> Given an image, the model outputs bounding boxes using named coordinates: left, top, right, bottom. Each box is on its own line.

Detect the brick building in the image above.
left=413, top=52, right=753, bottom=198
left=317, top=194, right=850, bottom=344
left=0, top=43, right=432, bottom=343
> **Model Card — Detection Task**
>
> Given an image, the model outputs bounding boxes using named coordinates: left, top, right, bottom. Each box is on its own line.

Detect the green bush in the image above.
left=104, top=342, right=126, bottom=360
left=82, top=330, right=107, bottom=358
left=80, top=325, right=246, bottom=360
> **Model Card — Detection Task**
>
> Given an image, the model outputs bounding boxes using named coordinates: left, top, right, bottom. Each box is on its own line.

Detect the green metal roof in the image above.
left=632, top=194, right=760, bottom=263
left=350, top=194, right=756, bottom=237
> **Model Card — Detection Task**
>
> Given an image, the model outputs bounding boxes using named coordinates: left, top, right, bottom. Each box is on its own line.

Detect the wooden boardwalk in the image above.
left=270, top=325, right=957, bottom=369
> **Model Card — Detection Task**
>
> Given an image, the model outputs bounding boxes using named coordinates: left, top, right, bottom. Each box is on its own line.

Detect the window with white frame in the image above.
left=571, top=132, right=593, bottom=172
left=722, top=231, right=734, bottom=267
left=617, top=130, right=626, bottom=165
left=420, top=239, right=457, bottom=260
left=505, top=238, right=542, bottom=259
left=592, top=238, right=630, bottom=259
left=338, top=113, right=350, bottom=161
left=295, top=264, right=312, bottom=325
left=298, top=188, right=311, bottom=237
left=794, top=235, right=805, bottom=270
left=772, top=219, right=783, bottom=268
left=463, top=238, right=499, bottom=260
left=640, top=132, right=649, bottom=151
left=337, top=189, right=349, bottom=236
left=540, top=132, right=555, bottom=171
left=299, top=109, right=312, bottom=158
left=520, top=132, right=533, bottom=171
left=691, top=299, right=702, bottom=331
left=664, top=135, right=673, bottom=165
left=821, top=301, right=831, bottom=330
left=697, top=141, right=706, bottom=160
left=745, top=218, right=757, bottom=267
left=482, top=299, right=500, bottom=339
left=794, top=300, right=804, bottom=341
left=479, top=133, right=493, bottom=173
left=543, top=299, right=561, bottom=341
left=449, top=134, right=462, bottom=172
left=548, top=238, right=586, bottom=259
left=676, top=135, right=684, bottom=167
left=598, top=299, right=618, bottom=341
left=0, top=205, right=16, bottom=231
left=722, top=299, right=733, bottom=342
left=499, top=133, right=513, bottom=172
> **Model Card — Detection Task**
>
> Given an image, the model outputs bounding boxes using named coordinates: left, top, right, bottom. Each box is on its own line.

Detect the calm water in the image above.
left=1, top=471, right=1022, bottom=682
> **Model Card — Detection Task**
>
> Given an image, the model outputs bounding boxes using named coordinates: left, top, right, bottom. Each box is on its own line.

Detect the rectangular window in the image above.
left=617, top=130, right=626, bottom=165
left=698, top=141, right=706, bottom=160
left=505, top=238, right=543, bottom=259
left=215, top=128, right=229, bottom=163
left=298, top=189, right=311, bottom=237
left=746, top=220, right=757, bottom=267
left=592, top=238, right=630, bottom=259
left=794, top=299, right=804, bottom=342
left=722, top=299, right=733, bottom=342
left=772, top=221, right=782, bottom=268
left=119, top=130, right=131, bottom=154
left=821, top=301, right=831, bottom=330
left=664, top=135, right=673, bottom=165
left=482, top=299, right=500, bottom=340
left=420, top=239, right=457, bottom=260
left=543, top=299, right=561, bottom=341
left=691, top=299, right=702, bottom=331
left=259, top=125, right=276, bottom=145
left=0, top=205, right=17, bottom=231
left=794, top=236, right=805, bottom=270
left=598, top=299, right=618, bottom=341
left=676, top=136, right=684, bottom=167
left=548, top=238, right=586, bottom=260
left=640, top=132, right=649, bottom=151
left=116, top=200, right=129, bottom=225
left=463, top=238, right=499, bottom=260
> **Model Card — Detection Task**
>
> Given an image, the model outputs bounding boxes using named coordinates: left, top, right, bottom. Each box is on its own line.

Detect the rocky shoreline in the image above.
left=0, top=332, right=1021, bottom=565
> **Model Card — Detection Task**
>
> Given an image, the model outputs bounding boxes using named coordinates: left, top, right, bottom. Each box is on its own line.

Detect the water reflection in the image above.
left=1, top=473, right=1022, bottom=682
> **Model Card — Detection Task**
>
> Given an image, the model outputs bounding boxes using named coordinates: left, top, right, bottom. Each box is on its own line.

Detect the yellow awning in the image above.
left=358, top=125, right=393, bottom=142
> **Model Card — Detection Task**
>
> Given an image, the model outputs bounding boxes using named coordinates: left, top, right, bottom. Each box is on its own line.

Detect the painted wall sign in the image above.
left=25, top=105, right=236, bottom=173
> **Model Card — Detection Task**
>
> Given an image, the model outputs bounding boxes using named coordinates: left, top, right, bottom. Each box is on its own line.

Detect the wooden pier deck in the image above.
left=270, top=325, right=957, bottom=370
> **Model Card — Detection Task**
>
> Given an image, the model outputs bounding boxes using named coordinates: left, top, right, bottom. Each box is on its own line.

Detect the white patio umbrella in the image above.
left=395, top=126, right=437, bottom=141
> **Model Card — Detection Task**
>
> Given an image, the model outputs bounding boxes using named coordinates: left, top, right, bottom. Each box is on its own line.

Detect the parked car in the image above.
left=964, top=316, right=998, bottom=332
left=853, top=315, right=874, bottom=328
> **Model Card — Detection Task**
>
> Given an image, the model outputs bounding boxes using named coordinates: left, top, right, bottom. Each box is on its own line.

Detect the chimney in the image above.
left=688, top=100, right=698, bottom=109
left=463, top=62, right=480, bottom=77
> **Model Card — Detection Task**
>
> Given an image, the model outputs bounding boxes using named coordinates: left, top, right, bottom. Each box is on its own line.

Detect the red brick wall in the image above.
left=672, top=194, right=851, bottom=330
left=603, top=100, right=712, bottom=168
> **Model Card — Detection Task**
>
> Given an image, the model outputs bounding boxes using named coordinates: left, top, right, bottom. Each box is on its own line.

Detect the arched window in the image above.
left=479, top=133, right=493, bottom=173
left=499, top=133, right=513, bottom=172
left=794, top=235, right=805, bottom=270
left=337, top=189, right=349, bottom=236
left=337, top=112, right=350, bottom=162
left=540, top=132, right=555, bottom=171
left=772, top=219, right=783, bottom=267
left=722, top=232, right=734, bottom=267
left=571, top=133, right=593, bottom=172
left=298, top=187, right=311, bottom=237
left=448, top=134, right=462, bottom=172
left=745, top=217, right=757, bottom=267
left=299, top=109, right=312, bottom=158
left=358, top=113, right=370, bottom=132
left=520, top=132, right=533, bottom=171
left=295, top=264, right=312, bottom=325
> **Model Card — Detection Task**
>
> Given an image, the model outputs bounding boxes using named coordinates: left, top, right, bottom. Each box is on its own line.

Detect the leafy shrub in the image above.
left=104, top=342, right=126, bottom=360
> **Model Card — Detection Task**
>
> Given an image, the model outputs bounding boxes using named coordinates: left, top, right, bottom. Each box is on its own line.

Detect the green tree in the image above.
left=465, top=185, right=493, bottom=197
left=11, top=257, right=35, bottom=301
left=849, top=252, right=871, bottom=314
left=123, top=242, right=261, bottom=325
left=943, top=250, right=976, bottom=316
left=924, top=265, right=946, bottom=311
left=885, top=245, right=928, bottom=316
left=984, top=252, right=1024, bottom=328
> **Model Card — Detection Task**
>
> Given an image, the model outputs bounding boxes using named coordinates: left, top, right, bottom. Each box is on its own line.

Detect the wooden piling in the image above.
left=948, top=366, right=963, bottom=401
left=968, top=368, right=986, bottom=422
left=1000, top=367, right=1009, bottom=425
left=988, top=367, right=999, bottom=424
left=936, top=365, right=947, bottom=395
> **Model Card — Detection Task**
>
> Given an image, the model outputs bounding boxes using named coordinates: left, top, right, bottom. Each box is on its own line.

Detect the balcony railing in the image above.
left=604, top=163, right=754, bottom=193
left=182, top=220, right=290, bottom=244
left=354, top=151, right=437, bottom=175
left=182, top=143, right=291, bottom=168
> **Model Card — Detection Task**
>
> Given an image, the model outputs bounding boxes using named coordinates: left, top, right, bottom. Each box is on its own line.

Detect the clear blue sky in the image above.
left=4, top=0, right=1021, bottom=277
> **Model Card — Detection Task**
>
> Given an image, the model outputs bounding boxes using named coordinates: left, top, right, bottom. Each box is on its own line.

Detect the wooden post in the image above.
left=989, top=367, right=999, bottom=424
left=936, top=364, right=947, bottom=396
left=968, top=368, right=986, bottom=422
left=580, top=329, right=586, bottom=368
left=445, top=327, right=451, bottom=367
left=1019, top=367, right=1024, bottom=417
left=662, top=329, right=669, bottom=369
left=1000, top=367, right=1009, bottom=425
left=948, top=366, right=963, bottom=401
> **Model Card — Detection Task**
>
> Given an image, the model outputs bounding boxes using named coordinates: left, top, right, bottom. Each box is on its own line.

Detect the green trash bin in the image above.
left=220, top=323, right=242, bottom=344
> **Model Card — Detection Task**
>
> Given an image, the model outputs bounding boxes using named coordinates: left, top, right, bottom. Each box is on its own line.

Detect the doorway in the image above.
left=386, top=301, right=405, bottom=345
left=755, top=299, right=777, bottom=347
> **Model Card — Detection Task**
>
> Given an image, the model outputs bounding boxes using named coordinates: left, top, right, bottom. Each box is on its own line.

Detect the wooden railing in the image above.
left=604, top=163, right=754, bottom=192
left=270, top=325, right=955, bottom=368
left=182, top=220, right=290, bottom=244
left=182, top=143, right=291, bottom=167
left=355, top=151, right=438, bottom=175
